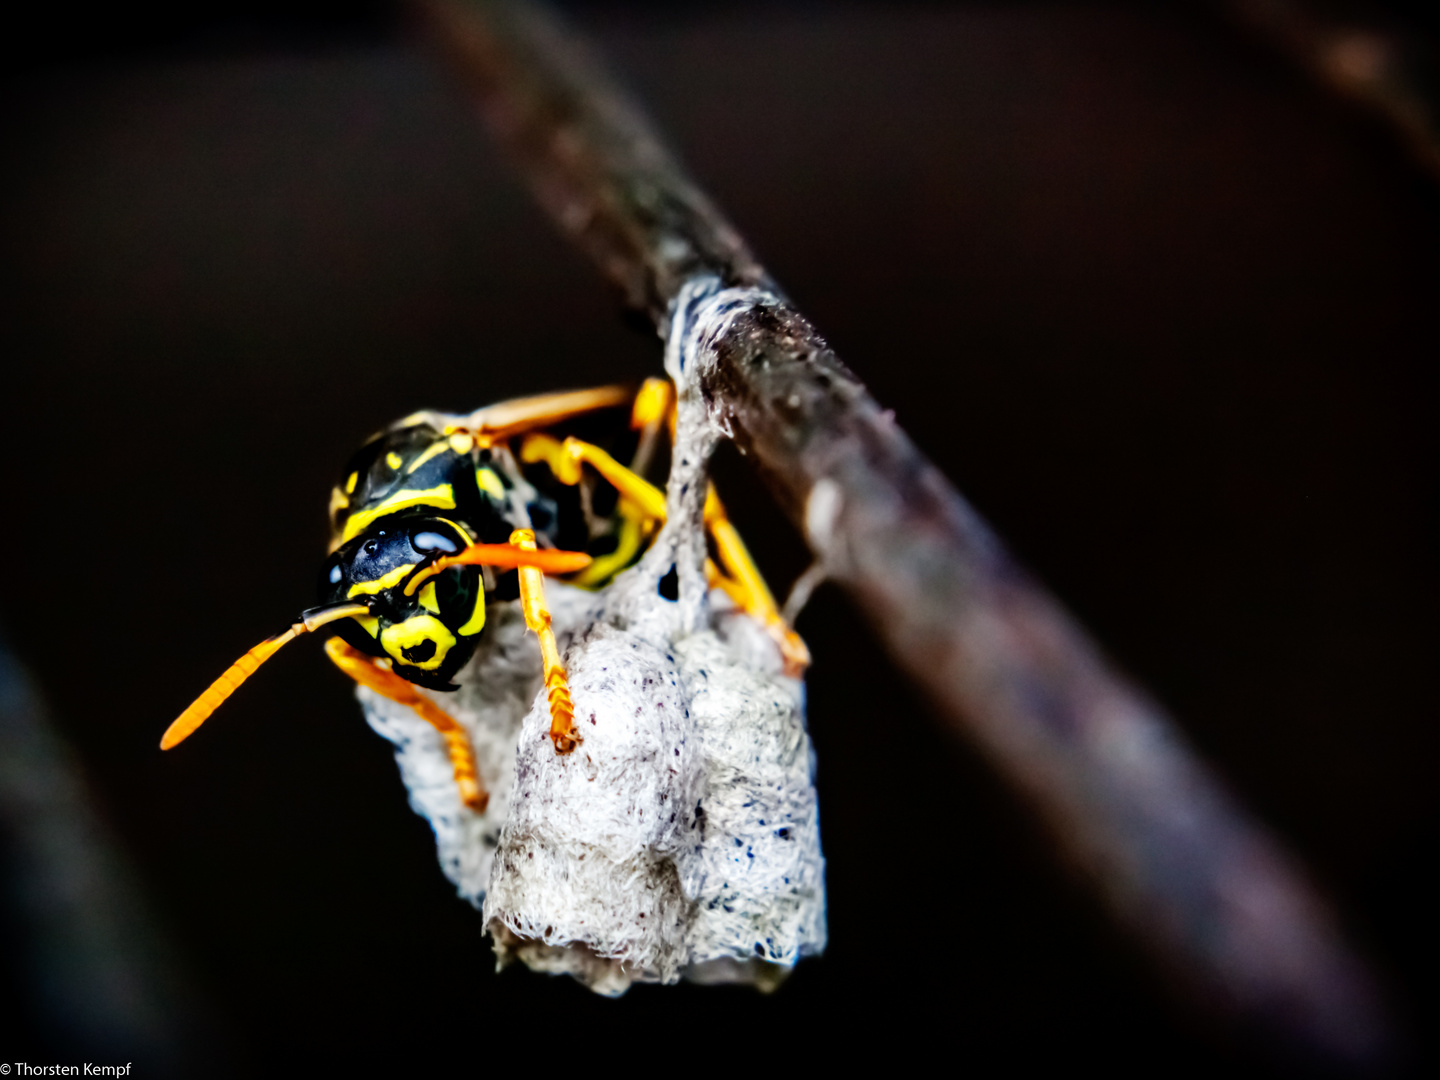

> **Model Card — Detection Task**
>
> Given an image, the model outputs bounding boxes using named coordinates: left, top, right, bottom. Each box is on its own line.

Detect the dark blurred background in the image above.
left=2, top=1, right=1436, bottom=1073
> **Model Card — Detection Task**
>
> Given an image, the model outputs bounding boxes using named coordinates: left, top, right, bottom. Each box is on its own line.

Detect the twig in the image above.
left=414, top=0, right=1391, bottom=1062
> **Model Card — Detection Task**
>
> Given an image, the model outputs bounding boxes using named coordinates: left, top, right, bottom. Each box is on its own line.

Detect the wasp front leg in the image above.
left=323, top=637, right=488, bottom=812
left=564, top=435, right=811, bottom=673
left=525, top=429, right=811, bottom=677
left=508, top=529, right=580, bottom=754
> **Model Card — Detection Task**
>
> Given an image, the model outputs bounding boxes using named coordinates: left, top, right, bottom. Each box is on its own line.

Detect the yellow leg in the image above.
left=555, top=435, right=669, bottom=520
left=518, top=426, right=668, bottom=593
left=519, top=431, right=583, bottom=485
left=509, top=529, right=580, bottom=754
left=628, top=376, right=673, bottom=477
left=323, top=637, right=488, bottom=812
left=704, top=490, right=812, bottom=676
left=524, top=434, right=673, bottom=521
left=629, top=376, right=673, bottom=430
left=539, top=434, right=812, bottom=677
left=706, top=557, right=747, bottom=608
left=567, top=500, right=650, bottom=589
left=516, top=378, right=673, bottom=486
left=518, top=432, right=658, bottom=589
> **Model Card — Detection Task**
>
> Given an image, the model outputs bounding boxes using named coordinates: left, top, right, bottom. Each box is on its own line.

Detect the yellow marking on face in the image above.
left=329, top=486, right=349, bottom=517
left=457, top=587, right=486, bottom=636
left=386, top=451, right=404, bottom=470
left=340, top=484, right=456, bottom=543
left=345, top=471, right=358, bottom=494
left=353, top=613, right=381, bottom=638
left=476, top=467, right=507, bottom=501
left=418, top=581, right=441, bottom=614
left=380, top=615, right=456, bottom=671
left=448, top=432, right=475, bottom=454
left=346, top=562, right=418, bottom=598
left=406, top=440, right=450, bottom=475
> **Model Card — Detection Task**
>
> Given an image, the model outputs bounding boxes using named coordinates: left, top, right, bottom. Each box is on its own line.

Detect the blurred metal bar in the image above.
left=413, top=0, right=1392, bottom=1063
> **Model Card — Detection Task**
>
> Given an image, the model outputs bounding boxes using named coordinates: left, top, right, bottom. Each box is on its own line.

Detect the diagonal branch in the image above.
left=1228, top=0, right=1440, bottom=182
left=414, top=0, right=1391, bottom=1062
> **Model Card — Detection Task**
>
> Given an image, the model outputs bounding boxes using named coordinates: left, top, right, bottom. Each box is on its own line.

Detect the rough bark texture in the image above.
left=415, top=0, right=1393, bottom=1063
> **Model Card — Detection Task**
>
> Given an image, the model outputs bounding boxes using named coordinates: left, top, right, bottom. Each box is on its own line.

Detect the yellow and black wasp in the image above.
left=162, top=379, right=807, bottom=811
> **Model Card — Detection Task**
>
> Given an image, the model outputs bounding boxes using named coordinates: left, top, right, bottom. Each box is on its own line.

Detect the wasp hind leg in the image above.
left=703, top=489, right=812, bottom=676
left=322, top=637, right=488, bottom=812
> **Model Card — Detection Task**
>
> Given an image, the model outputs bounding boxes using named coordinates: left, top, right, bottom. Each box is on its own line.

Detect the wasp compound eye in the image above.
left=328, top=564, right=343, bottom=584
left=412, top=530, right=459, bottom=554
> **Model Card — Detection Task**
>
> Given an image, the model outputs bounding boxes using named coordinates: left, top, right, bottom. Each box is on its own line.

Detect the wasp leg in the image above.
left=703, top=489, right=812, bottom=676
left=557, top=436, right=668, bottom=519
left=705, top=557, right=747, bottom=608
left=518, top=430, right=584, bottom=486
left=628, top=376, right=673, bottom=477
left=518, top=428, right=663, bottom=588
left=323, top=637, right=488, bottom=812
left=509, top=529, right=580, bottom=754
left=537, top=435, right=811, bottom=676
left=565, top=499, right=651, bottom=589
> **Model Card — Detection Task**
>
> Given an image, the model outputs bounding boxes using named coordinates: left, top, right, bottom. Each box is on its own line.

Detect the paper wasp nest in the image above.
left=356, top=351, right=826, bottom=995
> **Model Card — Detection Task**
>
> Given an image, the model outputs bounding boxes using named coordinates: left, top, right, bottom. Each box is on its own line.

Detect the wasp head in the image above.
left=319, top=516, right=486, bottom=690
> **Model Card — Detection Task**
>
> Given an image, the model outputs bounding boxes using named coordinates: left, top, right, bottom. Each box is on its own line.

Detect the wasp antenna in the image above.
left=297, top=601, right=373, bottom=634
left=160, top=630, right=300, bottom=750
left=160, top=602, right=369, bottom=750
left=402, top=544, right=592, bottom=596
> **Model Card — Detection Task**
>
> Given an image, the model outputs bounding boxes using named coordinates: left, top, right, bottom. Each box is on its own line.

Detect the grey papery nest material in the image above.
left=356, top=351, right=825, bottom=994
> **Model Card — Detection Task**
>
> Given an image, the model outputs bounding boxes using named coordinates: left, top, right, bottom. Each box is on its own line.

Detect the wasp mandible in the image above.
left=161, top=378, right=808, bottom=812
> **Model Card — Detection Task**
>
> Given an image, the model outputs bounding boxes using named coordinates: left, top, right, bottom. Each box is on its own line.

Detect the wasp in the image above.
left=162, top=379, right=808, bottom=812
